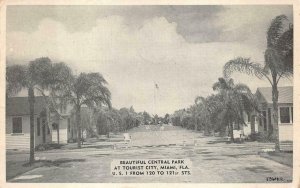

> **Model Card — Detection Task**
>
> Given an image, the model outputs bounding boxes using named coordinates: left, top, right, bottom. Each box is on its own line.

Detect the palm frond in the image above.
left=223, top=57, right=265, bottom=79
left=276, top=24, right=293, bottom=55
left=6, top=64, right=28, bottom=96
left=227, top=78, right=234, bottom=88
left=28, top=57, right=53, bottom=89
left=267, top=15, right=287, bottom=48
left=233, top=83, right=252, bottom=95
left=212, top=77, right=234, bottom=91
left=194, top=96, right=206, bottom=105
left=275, top=24, right=293, bottom=75
left=212, top=81, right=222, bottom=91
left=264, top=47, right=285, bottom=75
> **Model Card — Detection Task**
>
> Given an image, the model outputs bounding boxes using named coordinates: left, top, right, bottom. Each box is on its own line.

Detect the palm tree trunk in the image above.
left=28, top=87, right=35, bottom=163
left=82, top=129, right=84, bottom=145
left=250, top=115, right=255, bottom=134
left=272, top=83, right=280, bottom=151
left=230, top=121, right=234, bottom=142
left=57, top=122, right=60, bottom=144
left=204, top=122, right=208, bottom=136
left=46, top=106, right=50, bottom=143
left=76, top=105, right=82, bottom=148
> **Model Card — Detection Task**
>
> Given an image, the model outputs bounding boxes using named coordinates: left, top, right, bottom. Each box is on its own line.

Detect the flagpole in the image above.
left=154, top=82, right=156, bottom=116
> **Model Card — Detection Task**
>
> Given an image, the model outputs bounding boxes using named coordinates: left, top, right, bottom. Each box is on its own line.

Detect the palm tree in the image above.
left=65, top=72, right=111, bottom=148
left=212, top=78, right=258, bottom=141
left=189, top=105, right=198, bottom=131
left=223, top=15, right=293, bottom=150
left=194, top=96, right=212, bottom=135
left=37, top=62, right=73, bottom=145
left=6, top=57, right=54, bottom=163
left=142, top=111, right=152, bottom=125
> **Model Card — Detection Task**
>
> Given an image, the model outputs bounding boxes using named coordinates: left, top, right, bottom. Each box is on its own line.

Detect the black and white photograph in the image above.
left=1, top=1, right=298, bottom=185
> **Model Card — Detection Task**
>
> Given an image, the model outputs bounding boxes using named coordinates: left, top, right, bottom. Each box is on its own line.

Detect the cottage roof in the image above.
left=257, top=86, right=293, bottom=104
left=6, top=96, right=48, bottom=116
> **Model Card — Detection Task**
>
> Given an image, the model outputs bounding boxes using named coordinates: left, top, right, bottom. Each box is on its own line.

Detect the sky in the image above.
left=6, top=5, right=293, bottom=116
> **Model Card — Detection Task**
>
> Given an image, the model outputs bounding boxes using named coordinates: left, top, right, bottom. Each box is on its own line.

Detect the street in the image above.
left=7, top=124, right=292, bottom=183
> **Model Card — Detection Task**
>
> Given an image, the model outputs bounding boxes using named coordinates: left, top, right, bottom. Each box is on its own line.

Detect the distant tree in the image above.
left=189, top=105, right=200, bottom=131
left=195, top=96, right=215, bottom=135
left=128, top=106, right=143, bottom=126
left=153, top=114, right=159, bottom=125
left=223, top=15, right=293, bottom=150
left=163, top=113, right=170, bottom=124
left=78, top=107, right=98, bottom=138
left=181, top=111, right=193, bottom=129
left=171, top=109, right=186, bottom=127
left=95, top=108, right=110, bottom=135
left=142, top=111, right=152, bottom=125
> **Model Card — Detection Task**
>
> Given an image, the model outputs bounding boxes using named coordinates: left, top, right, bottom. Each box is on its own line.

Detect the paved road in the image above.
left=7, top=124, right=292, bottom=183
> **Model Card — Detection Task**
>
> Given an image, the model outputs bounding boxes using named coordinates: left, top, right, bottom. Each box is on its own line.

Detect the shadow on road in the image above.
left=39, top=158, right=86, bottom=167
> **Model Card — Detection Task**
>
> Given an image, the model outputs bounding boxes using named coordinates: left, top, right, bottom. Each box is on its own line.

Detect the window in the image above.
left=291, top=107, right=293, bottom=122
left=52, top=123, right=58, bottom=130
left=47, top=126, right=50, bottom=134
left=280, top=107, right=291, bottom=123
left=37, top=118, right=40, bottom=136
left=262, top=111, right=267, bottom=131
left=247, top=112, right=251, bottom=123
left=12, top=117, right=22, bottom=133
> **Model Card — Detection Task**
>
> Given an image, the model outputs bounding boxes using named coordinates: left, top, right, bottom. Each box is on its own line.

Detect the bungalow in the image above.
left=242, top=86, right=293, bottom=142
left=256, top=86, right=293, bottom=141
left=6, top=96, right=74, bottom=150
left=6, top=96, right=52, bottom=150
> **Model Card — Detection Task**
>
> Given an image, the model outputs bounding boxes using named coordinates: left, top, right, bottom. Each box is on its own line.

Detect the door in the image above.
left=42, top=119, right=46, bottom=143
left=267, top=108, right=273, bottom=135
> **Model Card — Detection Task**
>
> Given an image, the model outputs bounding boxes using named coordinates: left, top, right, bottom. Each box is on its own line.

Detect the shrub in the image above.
left=249, top=132, right=276, bottom=142
left=35, top=143, right=63, bottom=151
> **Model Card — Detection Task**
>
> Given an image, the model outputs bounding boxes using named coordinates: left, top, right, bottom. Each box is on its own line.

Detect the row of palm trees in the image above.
left=6, top=58, right=112, bottom=163
left=79, top=107, right=169, bottom=137
left=77, top=106, right=147, bottom=137
left=171, top=14, right=293, bottom=151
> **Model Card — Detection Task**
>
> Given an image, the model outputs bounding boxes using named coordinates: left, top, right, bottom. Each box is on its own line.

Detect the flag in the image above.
left=155, top=83, right=159, bottom=89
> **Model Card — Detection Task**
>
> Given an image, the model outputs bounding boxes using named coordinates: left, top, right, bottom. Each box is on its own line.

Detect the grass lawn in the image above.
left=7, top=158, right=87, bottom=181
left=259, top=151, right=293, bottom=167
left=6, top=160, right=45, bottom=180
